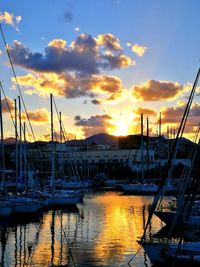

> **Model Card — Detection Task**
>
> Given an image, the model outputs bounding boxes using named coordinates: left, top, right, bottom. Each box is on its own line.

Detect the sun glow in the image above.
left=112, top=115, right=129, bottom=136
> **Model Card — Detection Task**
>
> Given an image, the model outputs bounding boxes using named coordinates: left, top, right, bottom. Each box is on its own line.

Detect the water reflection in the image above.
left=0, top=192, right=171, bottom=266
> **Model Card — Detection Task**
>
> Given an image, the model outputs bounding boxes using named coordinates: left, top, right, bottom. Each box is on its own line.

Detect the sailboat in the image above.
left=0, top=84, right=13, bottom=217
left=11, top=96, right=40, bottom=214
left=136, top=67, right=200, bottom=266
left=44, top=94, right=80, bottom=207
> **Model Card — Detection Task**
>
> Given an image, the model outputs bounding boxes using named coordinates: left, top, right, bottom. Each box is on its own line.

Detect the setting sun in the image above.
left=112, top=114, right=130, bottom=136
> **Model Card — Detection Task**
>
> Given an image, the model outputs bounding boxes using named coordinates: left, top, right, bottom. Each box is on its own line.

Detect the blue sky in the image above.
left=0, top=0, right=200, bottom=140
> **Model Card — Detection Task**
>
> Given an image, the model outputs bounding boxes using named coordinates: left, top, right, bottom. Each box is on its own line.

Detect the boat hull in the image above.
left=0, top=205, right=12, bottom=217
left=140, top=241, right=200, bottom=265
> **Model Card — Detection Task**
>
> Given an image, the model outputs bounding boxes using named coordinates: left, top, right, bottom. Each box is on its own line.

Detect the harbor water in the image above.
left=0, top=191, right=172, bottom=266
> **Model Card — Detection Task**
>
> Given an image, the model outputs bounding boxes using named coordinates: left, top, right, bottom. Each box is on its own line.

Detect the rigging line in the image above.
left=0, top=23, right=41, bottom=159
left=167, top=123, right=200, bottom=238
left=158, top=122, right=200, bottom=209
left=52, top=95, right=82, bottom=183
left=171, top=168, right=199, bottom=267
left=176, top=123, right=200, bottom=202
left=142, top=67, right=200, bottom=238
left=0, top=82, right=18, bottom=137
left=1, top=82, right=39, bottom=193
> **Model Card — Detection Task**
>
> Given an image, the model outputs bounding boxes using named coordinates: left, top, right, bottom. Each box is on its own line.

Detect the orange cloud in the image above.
left=13, top=73, right=66, bottom=97
left=134, top=107, right=157, bottom=117
left=48, top=39, right=67, bottom=49
left=131, top=44, right=147, bottom=56
left=22, top=108, right=49, bottom=124
left=132, top=80, right=183, bottom=101
left=161, top=103, right=200, bottom=134
left=14, top=72, right=127, bottom=104
left=2, top=97, right=15, bottom=113
left=0, top=11, right=21, bottom=30
left=96, top=33, right=122, bottom=51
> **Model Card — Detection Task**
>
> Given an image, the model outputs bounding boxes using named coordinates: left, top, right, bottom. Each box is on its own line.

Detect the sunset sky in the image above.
left=0, top=0, right=200, bottom=141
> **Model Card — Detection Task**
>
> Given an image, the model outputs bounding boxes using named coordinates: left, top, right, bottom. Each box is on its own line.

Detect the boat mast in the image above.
left=23, top=122, right=27, bottom=191
left=159, top=112, right=162, bottom=137
left=59, top=111, right=63, bottom=177
left=146, top=117, right=149, bottom=175
left=50, top=93, right=55, bottom=192
left=0, top=84, right=5, bottom=195
left=14, top=98, right=18, bottom=181
left=18, top=96, right=23, bottom=187
left=141, top=113, right=144, bottom=181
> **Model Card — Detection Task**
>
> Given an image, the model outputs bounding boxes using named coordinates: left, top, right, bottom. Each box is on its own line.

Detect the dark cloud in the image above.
left=91, top=99, right=101, bottom=105
left=63, top=11, right=73, bottom=22
left=132, top=80, right=183, bottom=101
left=9, top=33, right=133, bottom=75
left=74, top=115, right=81, bottom=121
left=9, top=39, right=99, bottom=74
left=74, top=114, right=116, bottom=136
left=101, top=53, right=133, bottom=70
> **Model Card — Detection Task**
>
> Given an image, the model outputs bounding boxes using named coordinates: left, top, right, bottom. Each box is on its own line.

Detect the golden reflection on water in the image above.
left=29, top=211, right=69, bottom=266
left=93, top=193, right=163, bottom=264
left=0, top=192, right=168, bottom=266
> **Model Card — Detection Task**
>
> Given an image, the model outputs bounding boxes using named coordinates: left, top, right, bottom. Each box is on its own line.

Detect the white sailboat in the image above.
left=0, top=84, right=12, bottom=217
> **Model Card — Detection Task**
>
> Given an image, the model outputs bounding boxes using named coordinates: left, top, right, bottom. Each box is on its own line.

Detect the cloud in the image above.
left=91, top=99, right=101, bottom=105
left=0, top=11, right=21, bottom=30
left=63, top=11, right=73, bottom=22
left=9, top=33, right=134, bottom=75
left=161, top=103, right=200, bottom=134
left=134, top=107, right=157, bottom=117
left=74, top=114, right=116, bottom=137
left=48, top=39, right=67, bottom=49
left=1, top=98, right=48, bottom=125
left=96, top=33, right=122, bottom=51
left=22, top=108, right=49, bottom=124
left=75, top=27, right=80, bottom=32
left=14, top=72, right=126, bottom=103
left=13, top=73, right=66, bottom=97
left=132, top=80, right=183, bottom=101
left=1, top=97, right=15, bottom=113
left=9, top=33, right=134, bottom=104
left=126, top=42, right=132, bottom=47
left=102, top=51, right=135, bottom=70
left=9, top=38, right=99, bottom=74
left=131, top=44, right=147, bottom=57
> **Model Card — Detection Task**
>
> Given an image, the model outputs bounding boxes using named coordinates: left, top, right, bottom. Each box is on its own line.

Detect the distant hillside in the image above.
left=85, top=133, right=118, bottom=146
left=4, top=137, right=16, bottom=145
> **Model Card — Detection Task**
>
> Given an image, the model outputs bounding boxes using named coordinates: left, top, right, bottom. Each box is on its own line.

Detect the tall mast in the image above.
left=167, top=126, right=170, bottom=160
left=146, top=117, right=149, bottom=175
left=59, top=111, right=63, bottom=176
left=50, top=93, right=55, bottom=191
left=0, top=85, right=5, bottom=194
left=23, top=122, right=27, bottom=191
left=159, top=112, right=162, bottom=137
left=141, top=113, right=144, bottom=181
left=18, top=96, right=23, bottom=185
left=14, top=98, right=18, bottom=180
